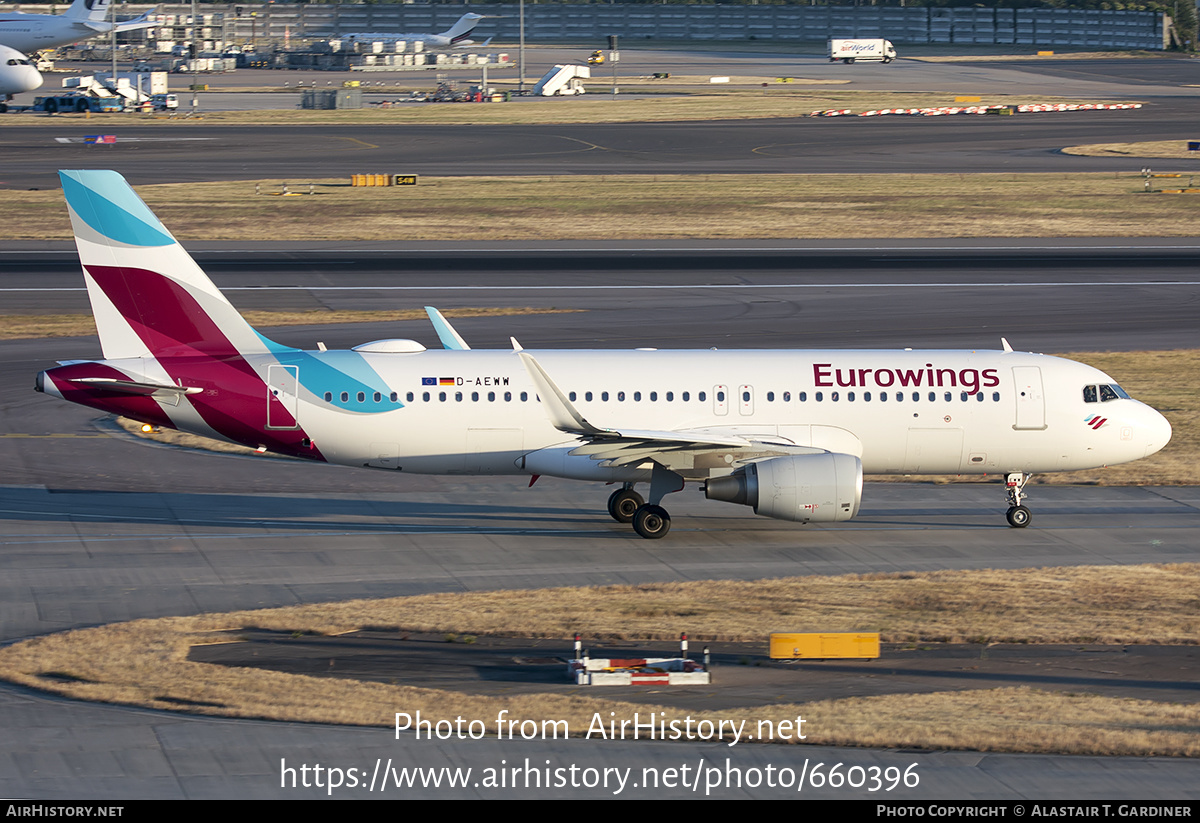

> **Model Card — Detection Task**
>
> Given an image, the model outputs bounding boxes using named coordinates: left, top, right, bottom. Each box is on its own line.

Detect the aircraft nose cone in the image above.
left=1143, top=406, right=1172, bottom=458
left=24, top=68, right=44, bottom=93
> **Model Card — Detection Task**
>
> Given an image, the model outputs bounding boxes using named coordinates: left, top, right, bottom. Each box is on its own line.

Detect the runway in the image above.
left=4, top=104, right=1199, bottom=189
left=4, top=242, right=1199, bottom=351
left=1, top=50, right=1198, bottom=799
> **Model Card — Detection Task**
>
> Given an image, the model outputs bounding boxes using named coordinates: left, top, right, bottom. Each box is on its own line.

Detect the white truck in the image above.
left=828, top=39, right=897, bottom=64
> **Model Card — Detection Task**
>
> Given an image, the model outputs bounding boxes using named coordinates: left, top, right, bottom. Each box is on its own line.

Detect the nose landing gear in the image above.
left=1005, top=472, right=1032, bottom=528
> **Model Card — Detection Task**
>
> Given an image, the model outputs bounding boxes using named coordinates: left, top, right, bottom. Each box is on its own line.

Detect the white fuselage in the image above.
left=0, top=43, right=42, bottom=95
left=253, top=348, right=1169, bottom=482
left=0, top=13, right=107, bottom=54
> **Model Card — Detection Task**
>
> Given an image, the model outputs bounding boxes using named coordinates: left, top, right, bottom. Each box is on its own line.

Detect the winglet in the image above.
left=425, top=306, right=471, bottom=350
left=516, top=350, right=605, bottom=435
left=510, top=336, right=523, bottom=352
left=1001, top=337, right=1013, bottom=353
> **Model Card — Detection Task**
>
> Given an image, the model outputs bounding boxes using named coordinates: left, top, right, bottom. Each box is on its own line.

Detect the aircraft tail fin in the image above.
left=443, top=12, right=482, bottom=43
left=64, top=0, right=111, bottom=22
left=59, top=170, right=281, bottom=362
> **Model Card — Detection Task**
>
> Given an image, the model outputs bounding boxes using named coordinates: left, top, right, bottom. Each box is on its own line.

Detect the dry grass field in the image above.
left=0, top=91, right=1106, bottom=127
left=0, top=564, right=1196, bottom=755
left=1063, top=140, right=1200, bottom=160
left=7, top=173, right=1198, bottom=242
left=0, top=307, right=575, bottom=340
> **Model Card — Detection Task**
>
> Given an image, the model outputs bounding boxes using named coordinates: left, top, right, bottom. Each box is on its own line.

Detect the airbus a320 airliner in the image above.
left=36, top=171, right=1172, bottom=538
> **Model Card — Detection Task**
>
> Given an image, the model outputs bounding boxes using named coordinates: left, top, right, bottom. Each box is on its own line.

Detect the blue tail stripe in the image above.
left=60, top=170, right=174, bottom=248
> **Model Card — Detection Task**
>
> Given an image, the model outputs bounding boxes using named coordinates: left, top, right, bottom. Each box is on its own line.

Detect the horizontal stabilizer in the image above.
left=69, top=377, right=202, bottom=396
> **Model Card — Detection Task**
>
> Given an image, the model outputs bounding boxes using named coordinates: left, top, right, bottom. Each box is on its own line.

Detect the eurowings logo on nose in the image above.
left=1085, top=415, right=1108, bottom=430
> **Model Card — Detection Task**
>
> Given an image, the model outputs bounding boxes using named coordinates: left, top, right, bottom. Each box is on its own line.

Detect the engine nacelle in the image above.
left=704, top=453, right=863, bottom=523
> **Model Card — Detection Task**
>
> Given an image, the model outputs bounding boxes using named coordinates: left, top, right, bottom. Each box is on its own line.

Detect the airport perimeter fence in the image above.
left=7, top=3, right=1169, bottom=50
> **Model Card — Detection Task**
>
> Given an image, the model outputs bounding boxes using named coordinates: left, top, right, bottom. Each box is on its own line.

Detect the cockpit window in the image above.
left=1086, top=383, right=1129, bottom=403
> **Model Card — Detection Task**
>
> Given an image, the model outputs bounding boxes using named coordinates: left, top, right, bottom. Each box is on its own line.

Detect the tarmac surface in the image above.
left=194, top=632, right=1200, bottom=708
left=3, top=52, right=1200, bottom=187
left=0, top=51, right=1198, bottom=799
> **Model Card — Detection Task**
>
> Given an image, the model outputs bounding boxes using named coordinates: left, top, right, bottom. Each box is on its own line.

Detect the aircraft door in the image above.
left=1011, top=366, right=1046, bottom=431
left=266, top=365, right=300, bottom=429
left=713, top=385, right=729, bottom=416
left=738, top=385, right=754, bottom=416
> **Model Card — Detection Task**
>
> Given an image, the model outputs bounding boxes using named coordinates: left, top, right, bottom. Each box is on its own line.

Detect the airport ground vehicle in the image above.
left=829, top=38, right=897, bottom=63
left=533, top=64, right=589, bottom=95
left=31, top=94, right=122, bottom=113
left=37, top=171, right=1171, bottom=539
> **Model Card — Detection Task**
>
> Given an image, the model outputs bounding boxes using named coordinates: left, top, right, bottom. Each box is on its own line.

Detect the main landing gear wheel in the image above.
left=1006, top=505, right=1032, bottom=528
left=632, top=504, right=671, bottom=539
left=607, top=488, right=644, bottom=524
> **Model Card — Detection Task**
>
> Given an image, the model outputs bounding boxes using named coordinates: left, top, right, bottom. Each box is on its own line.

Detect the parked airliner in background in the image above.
left=0, top=0, right=156, bottom=55
left=36, top=171, right=1172, bottom=538
left=0, top=0, right=154, bottom=105
left=0, top=43, right=43, bottom=102
left=343, top=13, right=490, bottom=48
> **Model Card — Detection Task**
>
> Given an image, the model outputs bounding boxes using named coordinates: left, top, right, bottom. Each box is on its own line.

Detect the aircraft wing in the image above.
left=425, top=306, right=470, bottom=350
left=515, top=347, right=821, bottom=468
left=114, top=10, right=158, bottom=33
